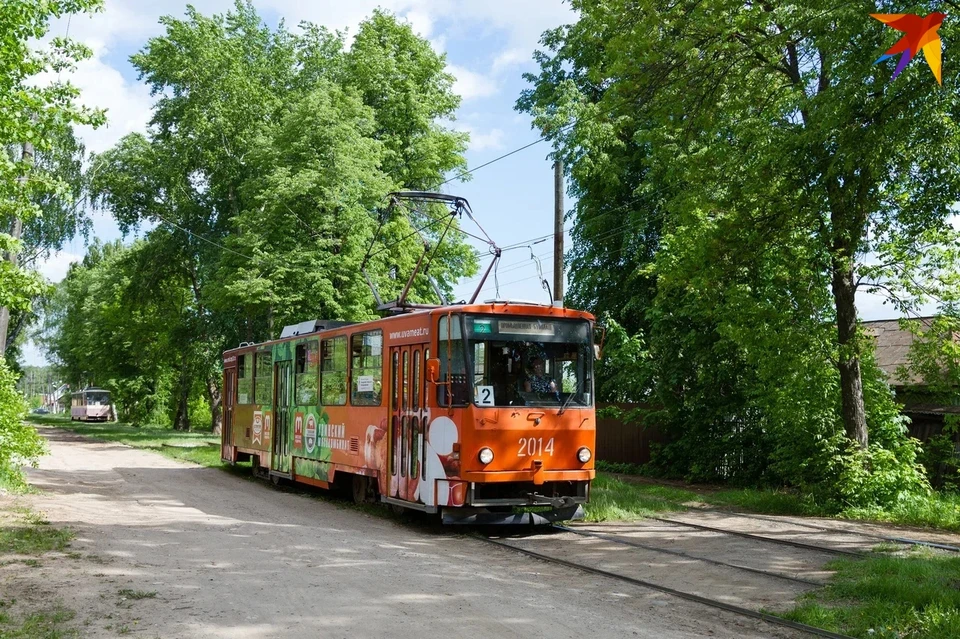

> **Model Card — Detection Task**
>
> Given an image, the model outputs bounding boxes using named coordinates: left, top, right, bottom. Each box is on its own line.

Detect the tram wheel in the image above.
left=270, top=473, right=283, bottom=487
left=352, top=475, right=370, bottom=504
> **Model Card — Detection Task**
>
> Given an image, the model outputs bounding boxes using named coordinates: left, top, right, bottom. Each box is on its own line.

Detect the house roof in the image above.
left=863, top=317, right=935, bottom=386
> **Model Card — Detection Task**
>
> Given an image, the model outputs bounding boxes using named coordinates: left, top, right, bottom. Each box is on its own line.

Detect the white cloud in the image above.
left=70, top=47, right=155, bottom=155
left=492, top=48, right=530, bottom=73
left=402, top=9, right=434, bottom=38
left=471, top=128, right=505, bottom=151
left=458, top=125, right=505, bottom=152
left=448, top=64, right=498, bottom=101
left=36, top=250, right=83, bottom=284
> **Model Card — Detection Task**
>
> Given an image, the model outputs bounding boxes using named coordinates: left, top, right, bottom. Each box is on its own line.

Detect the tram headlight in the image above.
left=478, top=447, right=494, bottom=465
left=577, top=447, right=592, bottom=463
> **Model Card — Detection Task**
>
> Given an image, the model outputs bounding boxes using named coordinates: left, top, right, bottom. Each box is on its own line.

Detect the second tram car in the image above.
left=222, top=302, right=596, bottom=524
left=71, top=387, right=113, bottom=422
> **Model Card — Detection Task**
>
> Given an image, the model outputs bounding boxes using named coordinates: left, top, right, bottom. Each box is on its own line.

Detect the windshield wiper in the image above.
left=557, top=378, right=581, bottom=416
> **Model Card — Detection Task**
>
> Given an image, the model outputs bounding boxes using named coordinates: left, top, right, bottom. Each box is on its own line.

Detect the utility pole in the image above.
left=553, top=160, right=564, bottom=307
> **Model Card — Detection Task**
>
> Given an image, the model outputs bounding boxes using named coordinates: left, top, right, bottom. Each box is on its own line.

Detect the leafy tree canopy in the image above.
left=53, top=1, right=476, bottom=430
left=520, top=0, right=958, bottom=503
left=0, top=0, right=104, bottom=480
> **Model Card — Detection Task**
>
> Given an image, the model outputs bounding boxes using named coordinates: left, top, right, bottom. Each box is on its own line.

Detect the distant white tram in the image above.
left=70, top=387, right=113, bottom=422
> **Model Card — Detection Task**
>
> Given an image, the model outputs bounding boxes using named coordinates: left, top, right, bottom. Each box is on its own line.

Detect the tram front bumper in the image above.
left=441, top=504, right=585, bottom=525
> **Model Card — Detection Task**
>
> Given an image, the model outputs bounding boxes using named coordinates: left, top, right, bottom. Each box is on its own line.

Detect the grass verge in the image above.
left=25, top=414, right=225, bottom=468
left=0, top=504, right=78, bottom=638
left=782, top=547, right=960, bottom=639
left=582, top=474, right=694, bottom=521
left=0, top=506, right=74, bottom=555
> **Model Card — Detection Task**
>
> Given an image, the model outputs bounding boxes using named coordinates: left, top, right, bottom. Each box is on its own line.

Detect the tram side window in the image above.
left=437, top=315, right=468, bottom=406
left=351, top=331, right=382, bottom=406
left=321, top=336, right=347, bottom=406
left=237, top=354, right=253, bottom=404
left=295, top=341, right=319, bottom=406
left=255, top=351, right=273, bottom=405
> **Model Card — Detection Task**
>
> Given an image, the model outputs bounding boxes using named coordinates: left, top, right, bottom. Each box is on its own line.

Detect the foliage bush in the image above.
left=187, top=394, right=211, bottom=432
left=0, top=362, right=45, bottom=488
left=917, top=433, right=960, bottom=492
left=600, top=315, right=933, bottom=511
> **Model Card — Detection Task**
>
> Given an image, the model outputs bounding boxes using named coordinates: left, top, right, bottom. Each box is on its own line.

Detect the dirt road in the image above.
left=1, top=428, right=807, bottom=638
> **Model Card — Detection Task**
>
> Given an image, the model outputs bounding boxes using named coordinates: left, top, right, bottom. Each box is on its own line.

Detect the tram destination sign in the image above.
left=498, top=320, right=555, bottom=337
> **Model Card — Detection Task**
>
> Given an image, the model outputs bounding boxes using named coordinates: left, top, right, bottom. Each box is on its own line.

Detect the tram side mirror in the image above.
left=594, top=323, right=606, bottom=360
left=425, top=358, right=441, bottom=383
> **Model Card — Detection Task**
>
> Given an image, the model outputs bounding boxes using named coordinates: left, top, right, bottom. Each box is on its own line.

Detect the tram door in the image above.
left=389, top=345, right=427, bottom=503
left=221, top=368, right=236, bottom=462
left=272, top=360, right=293, bottom=476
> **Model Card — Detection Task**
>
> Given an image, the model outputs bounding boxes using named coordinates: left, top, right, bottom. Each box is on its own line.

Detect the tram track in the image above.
left=553, top=524, right=825, bottom=587
left=689, top=509, right=960, bottom=553
left=476, top=532, right=854, bottom=639
left=650, top=516, right=866, bottom=557
left=607, top=474, right=960, bottom=553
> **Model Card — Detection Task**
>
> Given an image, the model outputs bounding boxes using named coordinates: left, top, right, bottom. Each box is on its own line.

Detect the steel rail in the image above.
left=651, top=517, right=864, bottom=557
left=477, top=534, right=854, bottom=639
left=553, top=525, right=824, bottom=587
left=693, top=510, right=960, bottom=554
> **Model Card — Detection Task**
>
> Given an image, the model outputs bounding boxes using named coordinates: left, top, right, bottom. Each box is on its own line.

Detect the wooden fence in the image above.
left=595, top=403, right=668, bottom=465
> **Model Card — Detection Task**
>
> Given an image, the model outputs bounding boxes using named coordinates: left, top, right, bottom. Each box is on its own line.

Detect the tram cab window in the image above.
left=86, top=391, right=110, bottom=406
left=237, top=354, right=253, bottom=404
left=295, top=341, right=319, bottom=406
left=437, top=315, right=468, bottom=406
left=351, top=330, right=382, bottom=406
left=255, top=351, right=273, bottom=405
left=320, top=336, right=347, bottom=406
left=464, top=315, right=593, bottom=409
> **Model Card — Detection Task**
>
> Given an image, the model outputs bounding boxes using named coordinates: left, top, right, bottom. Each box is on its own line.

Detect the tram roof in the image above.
left=224, top=301, right=595, bottom=355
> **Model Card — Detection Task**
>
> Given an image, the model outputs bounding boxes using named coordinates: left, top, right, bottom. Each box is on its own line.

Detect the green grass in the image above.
left=783, top=547, right=960, bottom=639
left=25, top=414, right=225, bottom=469
left=0, top=508, right=73, bottom=555
left=0, top=507, right=79, bottom=638
left=705, top=488, right=826, bottom=516
left=843, top=492, right=960, bottom=533
left=582, top=474, right=695, bottom=521
left=0, top=607, right=78, bottom=639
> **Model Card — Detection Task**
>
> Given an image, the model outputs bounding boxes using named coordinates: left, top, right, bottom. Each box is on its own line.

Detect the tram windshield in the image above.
left=460, top=314, right=593, bottom=408
left=85, top=391, right=110, bottom=406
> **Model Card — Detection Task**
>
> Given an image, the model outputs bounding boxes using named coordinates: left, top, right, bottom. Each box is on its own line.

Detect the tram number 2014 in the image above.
left=517, top=437, right=555, bottom=457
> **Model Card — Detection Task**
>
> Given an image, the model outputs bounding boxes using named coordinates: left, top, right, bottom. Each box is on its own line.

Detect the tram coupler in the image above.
left=525, top=493, right=577, bottom=509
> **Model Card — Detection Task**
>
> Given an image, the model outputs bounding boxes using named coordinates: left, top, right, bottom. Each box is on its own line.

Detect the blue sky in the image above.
left=25, top=0, right=915, bottom=365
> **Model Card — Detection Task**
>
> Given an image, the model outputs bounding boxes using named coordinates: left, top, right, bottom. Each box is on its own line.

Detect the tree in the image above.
left=43, top=240, right=198, bottom=426
left=0, top=0, right=105, bottom=483
left=0, top=0, right=105, bottom=357
left=342, top=10, right=468, bottom=189
left=82, top=2, right=475, bottom=430
left=520, top=0, right=960, bottom=454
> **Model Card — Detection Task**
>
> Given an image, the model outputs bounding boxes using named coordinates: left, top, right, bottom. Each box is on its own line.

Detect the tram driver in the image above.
left=523, top=357, right=557, bottom=394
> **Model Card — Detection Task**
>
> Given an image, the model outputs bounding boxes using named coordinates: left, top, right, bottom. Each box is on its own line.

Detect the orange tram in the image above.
left=222, top=303, right=597, bottom=524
